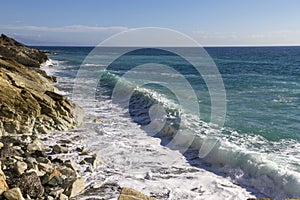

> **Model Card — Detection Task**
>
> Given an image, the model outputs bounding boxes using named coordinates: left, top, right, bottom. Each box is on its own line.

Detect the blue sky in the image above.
left=1, top=0, right=300, bottom=46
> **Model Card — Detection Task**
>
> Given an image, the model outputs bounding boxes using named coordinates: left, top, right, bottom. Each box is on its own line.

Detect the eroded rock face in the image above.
left=0, top=34, right=84, bottom=136
left=0, top=34, right=48, bottom=68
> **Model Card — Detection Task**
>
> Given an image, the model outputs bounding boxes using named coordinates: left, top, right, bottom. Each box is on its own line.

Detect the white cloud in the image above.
left=192, top=30, right=300, bottom=46
left=0, top=25, right=129, bottom=33
left=0, top=25, right=131, bottom=45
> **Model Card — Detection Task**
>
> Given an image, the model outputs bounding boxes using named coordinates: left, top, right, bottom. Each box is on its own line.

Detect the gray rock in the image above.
left=14, top=171, right=44, bottom=198
left=52, top=144, right=68, bottom=154
left=84, top=154, right=102, bottom=167
left=36, top=157, right=51, bottom=164
left=64, top=160, right=79, bottom=172
left=47, top=176, right=63, bottom=186
left=57, top=166, right=77, bottom=181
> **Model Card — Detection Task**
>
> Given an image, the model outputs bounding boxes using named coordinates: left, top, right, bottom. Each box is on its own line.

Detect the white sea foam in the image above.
left=72, top=98, right=259, bottom=199
left=42, top=58, right=300, bottom=199
left=83, top=63, right=107, bottom=67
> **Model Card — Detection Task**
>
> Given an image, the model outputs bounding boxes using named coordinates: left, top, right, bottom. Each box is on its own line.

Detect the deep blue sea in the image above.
left=37, top=46, right=300, bottom=199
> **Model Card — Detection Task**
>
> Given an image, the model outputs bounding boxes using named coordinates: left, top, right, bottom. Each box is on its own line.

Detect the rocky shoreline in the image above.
left=0, top=34, right=156, bottom=200
left=0, top=34, right=90, bottom=199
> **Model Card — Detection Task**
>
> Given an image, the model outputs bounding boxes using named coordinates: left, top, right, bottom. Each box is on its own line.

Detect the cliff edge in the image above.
left=0, top=34, right=84, bottom=136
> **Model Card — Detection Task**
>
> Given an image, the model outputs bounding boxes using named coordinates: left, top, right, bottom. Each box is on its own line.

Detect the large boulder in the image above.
left=0, top=34, right=84, bottom=136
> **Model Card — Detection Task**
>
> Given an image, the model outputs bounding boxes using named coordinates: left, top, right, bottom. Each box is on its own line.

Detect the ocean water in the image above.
left=38, top=46, right=300, bottom=199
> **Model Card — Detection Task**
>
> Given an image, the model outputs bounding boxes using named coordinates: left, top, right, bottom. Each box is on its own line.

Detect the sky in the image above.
left=1, top=0, right=300, bottom=46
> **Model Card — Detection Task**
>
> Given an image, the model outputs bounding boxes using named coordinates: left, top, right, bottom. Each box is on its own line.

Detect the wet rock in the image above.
left=85, top=165, right=94, bottom=173
left=4, top=187, right=25, bottom=200
left=118, top=187, right=156, bottom=200
left=93, top=118, right=103, bottom=123
left=52, top=144, right=68, bottom=154
left=83, top=154, right=102, bottom=167
left=74, top=182, right=121, bottom=199
left=57, top=166, right=77, bottom=181
left=51, top=157, right=64, bottom=164
left=65, top=160, right=79, bottom=172
left=78, top=148, right=89, bottom=155
left=15, top=171, right=44, bottom=198
left=145, top=171, right=153, bottom=180
left=64, top=178, right=85, bottom=198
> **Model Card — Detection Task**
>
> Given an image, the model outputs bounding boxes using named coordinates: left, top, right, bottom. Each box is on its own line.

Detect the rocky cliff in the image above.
left=0, top=34, right=84, bottom=136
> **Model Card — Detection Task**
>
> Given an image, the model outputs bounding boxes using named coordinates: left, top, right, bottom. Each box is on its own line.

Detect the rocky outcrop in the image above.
left=0, top=34, right=84, bottom=136
left=0, top=34, right=48, bottom=68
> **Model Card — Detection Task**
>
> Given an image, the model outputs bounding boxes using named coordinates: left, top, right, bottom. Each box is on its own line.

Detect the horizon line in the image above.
left=30, top=44, right=300, bottom=48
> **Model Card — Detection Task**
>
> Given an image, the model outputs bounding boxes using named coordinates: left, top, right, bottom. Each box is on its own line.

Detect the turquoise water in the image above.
left=37, top=46, right=300, bottom=198
left=39, top=46, right=300, bottom=141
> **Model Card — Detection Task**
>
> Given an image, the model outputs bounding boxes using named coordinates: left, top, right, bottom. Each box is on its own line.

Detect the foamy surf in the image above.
left=39, top=45, right=300, bottom=200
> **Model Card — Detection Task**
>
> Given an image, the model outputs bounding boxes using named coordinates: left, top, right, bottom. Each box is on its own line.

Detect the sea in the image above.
left=37, top=46, right=300, bottom=200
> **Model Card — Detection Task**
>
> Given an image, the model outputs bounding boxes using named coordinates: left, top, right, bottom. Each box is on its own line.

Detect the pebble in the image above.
left=15, top=161, right=27, bottom=175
